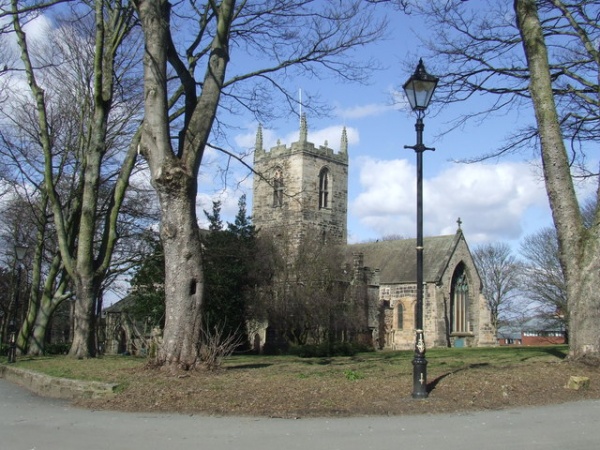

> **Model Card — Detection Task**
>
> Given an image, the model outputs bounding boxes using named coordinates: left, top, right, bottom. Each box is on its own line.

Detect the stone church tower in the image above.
left=252, top=115, right=348, bottom=247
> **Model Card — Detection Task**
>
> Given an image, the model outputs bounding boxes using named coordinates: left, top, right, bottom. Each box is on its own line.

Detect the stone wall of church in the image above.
left=372, top=235, right=496, bottom=350
left=378, top=282, right=443, bottom=350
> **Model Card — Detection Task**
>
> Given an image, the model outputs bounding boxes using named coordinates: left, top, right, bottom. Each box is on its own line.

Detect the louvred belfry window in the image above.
left=273, top=169, right=283, bottom=207
left=319, top=168, right=330, bottom=209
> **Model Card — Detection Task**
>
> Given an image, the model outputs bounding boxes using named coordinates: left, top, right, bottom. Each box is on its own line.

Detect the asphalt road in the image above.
left=1, top=378, right=599, bottom=450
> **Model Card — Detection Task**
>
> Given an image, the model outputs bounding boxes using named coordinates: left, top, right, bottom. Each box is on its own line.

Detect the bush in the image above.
left=199, top=324, right=244, bottom=370
left=261, top=339, right=289, bottom=355
left=44, top=343, right=71, bottom=355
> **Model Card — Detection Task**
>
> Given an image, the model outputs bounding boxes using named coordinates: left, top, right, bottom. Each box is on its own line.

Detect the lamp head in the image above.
left=403, top=59, right=439, bottom=112
left=15, top=245, right=27, bottom=262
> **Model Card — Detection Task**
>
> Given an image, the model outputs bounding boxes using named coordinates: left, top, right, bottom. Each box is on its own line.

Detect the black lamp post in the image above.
left=403, top=59, right=438, bottom=399
left=8, top=244, right=27, bottom=363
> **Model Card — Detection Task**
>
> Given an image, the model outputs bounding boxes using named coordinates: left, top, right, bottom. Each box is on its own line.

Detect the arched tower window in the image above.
left=273, top=168, right=284, bottom=207
left=319, top=167, right=330, bottom=209
left=450, top=264, right=470, bottom=333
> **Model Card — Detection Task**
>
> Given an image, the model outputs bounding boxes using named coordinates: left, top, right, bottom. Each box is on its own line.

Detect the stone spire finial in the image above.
left=340, top=126, right=348, bottom=154
left=299, top=113, right=308, bottom=142
left=457, top=217, right=462, bottom=230
left=255, top=123, right=263, bottom=151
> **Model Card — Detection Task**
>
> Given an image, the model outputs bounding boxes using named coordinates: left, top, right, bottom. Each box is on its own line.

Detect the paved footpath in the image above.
left=1, top=378, right=599, bottom=450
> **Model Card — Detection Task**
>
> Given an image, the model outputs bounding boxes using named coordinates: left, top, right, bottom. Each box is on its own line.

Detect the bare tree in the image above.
left=519, top=227, right=567, bottom=333
left=396, top=0, right=598, bottom=170
left=249, top=227, right=363, bottom=352
left=515, top=0, right=600, bottom=362
left=133, top=0, right=386, bottom=369
left=518, top=197, right=597, bottom=340
left=391, top=0, right=600, bottom=361
left=472, top=242, right=522, bottom=335
left=7, top=0, right=143, bottom=358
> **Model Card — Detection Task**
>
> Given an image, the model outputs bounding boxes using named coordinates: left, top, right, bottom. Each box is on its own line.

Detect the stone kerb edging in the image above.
left=0, top=364, right=118, bottom=400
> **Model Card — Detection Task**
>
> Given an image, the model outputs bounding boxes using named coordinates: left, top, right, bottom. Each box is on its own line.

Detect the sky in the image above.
left=2, top=1, right=596, bottom=261
left=194, top=4, right=595, bottom=252
left=2, top=1, right=597, bottom=307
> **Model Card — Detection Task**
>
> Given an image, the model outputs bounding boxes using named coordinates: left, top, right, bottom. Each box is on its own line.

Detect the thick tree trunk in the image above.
left=136, top=0, right=233, bottom=369
left=515, top=0, right=600, bottom=361
left=567, top=235, right=600, bottom=361
left=69, top=276, right=98, bottom=358
left=155, top=180, right=204, bottom=369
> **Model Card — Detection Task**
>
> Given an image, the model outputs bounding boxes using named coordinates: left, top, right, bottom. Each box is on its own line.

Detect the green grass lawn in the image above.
left=5, top=345, right=569, bottom=385
left=7, top=345, right=595, bottom=417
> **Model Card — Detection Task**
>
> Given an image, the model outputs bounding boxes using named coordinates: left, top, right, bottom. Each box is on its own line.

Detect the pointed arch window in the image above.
left=450, top=265, right=469, bottom=333
left=273, top=168, right=284, bottom=207
left=396, top=303, right=404, bottom=330
left=319, top=168, right=330, bottom=209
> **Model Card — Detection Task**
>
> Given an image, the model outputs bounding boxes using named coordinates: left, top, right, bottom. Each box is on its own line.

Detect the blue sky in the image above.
left=196, top=5, right=596, bottom=252
left=4, top=3, right=595, bottom=257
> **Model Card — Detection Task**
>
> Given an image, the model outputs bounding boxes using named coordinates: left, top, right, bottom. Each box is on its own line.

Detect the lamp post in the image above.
left=8, top=244, right=27, bottom=363
left=403, top=59, right=438, bottom=399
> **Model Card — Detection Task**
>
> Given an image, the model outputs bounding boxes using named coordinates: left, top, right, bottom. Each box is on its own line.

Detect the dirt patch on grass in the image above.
left=74, top=355, right=600, bottom=417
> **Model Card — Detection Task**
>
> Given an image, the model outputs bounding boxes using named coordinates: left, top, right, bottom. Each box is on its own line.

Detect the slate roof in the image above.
left=347, top=233, right=462, bottom=284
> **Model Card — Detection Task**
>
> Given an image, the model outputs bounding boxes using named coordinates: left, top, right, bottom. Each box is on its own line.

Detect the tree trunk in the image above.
left=16, top=196, right=49, bottom=355
left=27, top=297, right=64, bottom=356
left=515, top=0, right=600, bottom=361
left=567, top=235, right=600, bottom=361
left=12, top=0, right=137, bottom=360
left=69, top=276, right=98, bottom=358
left=136, top=0, right=234, bottom=369
left=155, top=180, right=204, bottom=369
left=17, top=275, right=38, bottom=356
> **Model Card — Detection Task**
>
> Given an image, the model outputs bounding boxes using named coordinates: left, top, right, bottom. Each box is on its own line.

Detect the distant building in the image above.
left=497, top=325, right=523, bottom=346
left=498, top=318, right=566, bottom=346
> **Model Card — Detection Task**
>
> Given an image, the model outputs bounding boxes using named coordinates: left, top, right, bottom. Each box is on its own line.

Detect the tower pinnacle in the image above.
left=255, top=123, right=263, bottom=152
left=340, top=126, right=348, bottom=154
left=299, top=113, right=308, bottom=142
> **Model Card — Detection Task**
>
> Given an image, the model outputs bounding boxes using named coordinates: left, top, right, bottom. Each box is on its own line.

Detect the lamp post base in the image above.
left=412, top=356, right=428, bottom=399
left=411, top=330, right=428, bottom=399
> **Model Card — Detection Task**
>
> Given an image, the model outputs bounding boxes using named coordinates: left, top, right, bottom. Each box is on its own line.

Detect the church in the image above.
left=251, top=116, right=496, bottom=350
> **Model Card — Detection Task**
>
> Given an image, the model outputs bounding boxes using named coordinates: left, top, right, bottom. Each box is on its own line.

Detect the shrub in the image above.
left=44, top=343, right=71, bottom=355
left=199, top=323, right=244, bottom=370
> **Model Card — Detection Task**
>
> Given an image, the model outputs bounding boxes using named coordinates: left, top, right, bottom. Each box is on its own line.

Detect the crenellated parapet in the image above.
left=254, top=115, right=348, bottom=165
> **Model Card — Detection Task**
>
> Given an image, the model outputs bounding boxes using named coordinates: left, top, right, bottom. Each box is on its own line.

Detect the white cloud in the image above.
left=350, top=157, right=550, bottom=244
left=23, top=15, right=53, bottom=42
left=1, top=14, right=52, bottom=54
left=335, top=103, right=395, bottom=120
